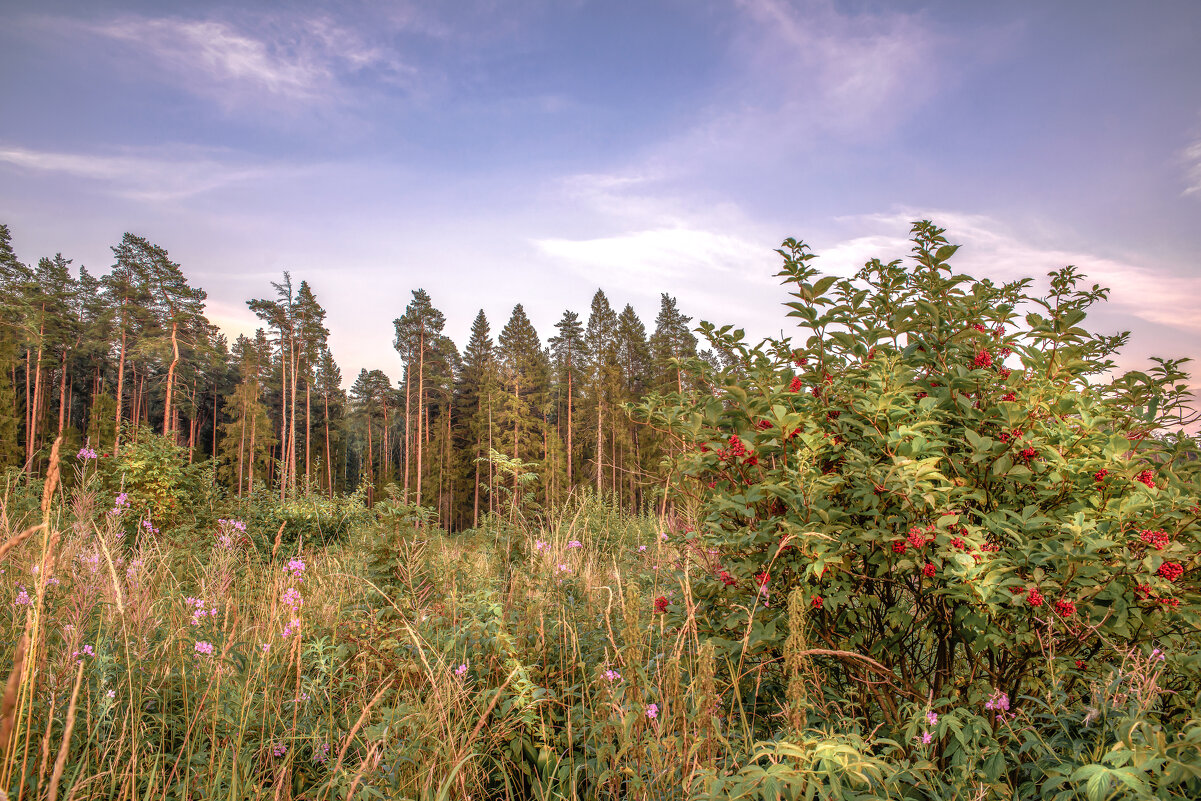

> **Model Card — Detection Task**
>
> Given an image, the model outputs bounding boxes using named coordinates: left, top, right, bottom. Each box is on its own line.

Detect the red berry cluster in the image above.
left=789, top=376, right=803, bottom=392
left=981, top=542, right=1001, bottom=552
left=1054, top=599, right=1076, bottom=617
left=1138, top=529, right=1169, bottom=550
left=921, top=562, right=936, bottom=578
left=755, top=571, right=770, bottom=588
left=1094, top=469, right=1108, bottom=483
left=1026, top=588, right=1045, bottom=607
left=1135, top=470, right=1156, bottom=489
left=719, top=570, right=737, bottom=587
left=1000, top=392, right=1016, bottom=402
left=654, top=596, right=669, bottom=613
left=1157, top=562, right=1183, bottom=582
left=974, top=350, right=993, bottom=368
left=907, top=525, right=932, bottom=549
left=728, top=435, right=746, bottom=458
left=891, top=541, right=907, bottom=554
left=1019, top=446, right=1037, bottom=461
left=950, top=536, right=967, bottom=550
left=810, top=595, right=823, bottom=609
left=972, top=323, right=987, bottom=332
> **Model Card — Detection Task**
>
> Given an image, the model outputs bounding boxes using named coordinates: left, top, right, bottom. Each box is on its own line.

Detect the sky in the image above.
left=1, top=0, right=1200, bottom=386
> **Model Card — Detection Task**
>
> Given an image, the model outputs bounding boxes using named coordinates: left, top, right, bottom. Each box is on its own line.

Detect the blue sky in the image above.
left=2, top=0, right=1199, bottom=384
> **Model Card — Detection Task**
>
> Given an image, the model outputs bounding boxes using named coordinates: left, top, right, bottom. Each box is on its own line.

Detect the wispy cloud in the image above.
left=1184, top=138, right=1201, bottom=196
left=64, top=14, right=419, bottom=109
left=0, top=144, right=286, bottom=201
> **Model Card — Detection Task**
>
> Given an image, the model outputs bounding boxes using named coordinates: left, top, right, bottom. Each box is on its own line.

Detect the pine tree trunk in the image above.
left=566, top=368, right=573, bottom=485
left=417, top=331, right=424, bottom=506
left=56, top=353, right=67, bottom=437
left=403, top=366, right=411, bottom=503
left=305, top=379, right=311, bottom=488
left=289, top=335, right=298, bottom=494
left=279, top=336, right=288, bottom=501
left=238, top=394, right=247, bottom=497
left=162, top=320, right=179, bottom=437
left=595, top=391, right=602, bottom=495
left=324, top=388, right=332, bottom=498
left=249, top=408, right=257, bottom=496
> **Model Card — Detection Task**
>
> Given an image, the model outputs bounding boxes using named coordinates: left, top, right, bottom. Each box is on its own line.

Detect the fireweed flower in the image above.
left=194, top=641, right=214, bottom=656
left=282, top=587, right=303, bottom=610
left=76, top=447, right=98, bottom=460
left=272, top=743, right=288, bottom=758
left=14, top=587, right=32, bottom=606
left=566, top=540, right=582, bottom=549
left=313, top=742, right=331, bottom=764
left=646, top=703, right=658, bottom=720
left=638, top=545, right=647, bottom=552
left=984, top=690, right=1010, bottom=713
left=920, top=732, right=933, bottom=745
left=926, top=711, right=938, bottom=726
left=534, top=540, right=547, bottom=551
left=454, top=663, right=469, bottom=677
left=602, top=669, right=621, bottom=682
left=287, top=558, right=306, bottom=579
left=558, top=563, right=570, bottom=573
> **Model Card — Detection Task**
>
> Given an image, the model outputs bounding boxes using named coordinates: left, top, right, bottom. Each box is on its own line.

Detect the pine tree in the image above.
left=649, top=293, right=698, bottom=393
left=455, top=310, right=496, bottom=527
left=392, top=289, right=447, bottom=506
left=497, top=304, right=549, bottom=502
left=585, top=290, right=619, bottom=495
left=549, top=310, right=586, bottom=487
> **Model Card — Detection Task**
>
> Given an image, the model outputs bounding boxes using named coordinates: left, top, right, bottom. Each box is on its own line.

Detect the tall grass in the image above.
left=0, top=458, right=787, bottom=800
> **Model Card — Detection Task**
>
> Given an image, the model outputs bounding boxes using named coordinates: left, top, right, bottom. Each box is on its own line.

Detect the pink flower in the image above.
left=920, top=731, right=933, bottom=745
left=454, top=663, right=469, bottom=677
left=194, top=641, right=214, bottom=656
left=646, top=703, right=658, bottom=720
left=926, top=711, right=938, bottom=726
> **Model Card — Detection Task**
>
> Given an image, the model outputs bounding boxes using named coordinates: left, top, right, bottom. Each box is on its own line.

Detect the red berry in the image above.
left=1027, top=589, right=1045, bottom=607
left=974, top=350, right=993, bottom=368
left=1054, top=599, right=1076, bottom=617
left=810, top=595, right=823, bottom=609
left=1135, top=470, right=1156, bottom=489
left=1138, top=529, right=1169, bottom=550
left=789, top=376, right=803, bottom=392
left=921, top=563, right=936, bottom=578
left=891, top=541, right=907, bottom=555
left=1157, top=562, right=1183, bottom=582
left=654, top=596, right=669, bottom=613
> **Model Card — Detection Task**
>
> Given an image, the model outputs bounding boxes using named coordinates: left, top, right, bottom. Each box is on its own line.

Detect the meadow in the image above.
left=4, top=224, right=1201, bottom=800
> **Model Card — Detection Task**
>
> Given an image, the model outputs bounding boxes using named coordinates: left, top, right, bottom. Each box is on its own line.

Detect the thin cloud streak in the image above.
left=68, top=14, right=419, bottom=109
left=0, top=145, right=286, bottom=201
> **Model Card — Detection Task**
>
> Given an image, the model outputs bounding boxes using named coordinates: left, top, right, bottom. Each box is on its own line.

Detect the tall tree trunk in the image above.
left=324, top=388, right=332, bottom=498
left=24, top=349, right=31, bottom=466
left=162, top=320, right=179, bottom=437
left=566, top=368, right=573, bottom=485
left=238, top=394, right=247, bottom=497
left=416, top=331, right=424, bottom=506
left=305, top=379, right=311, bottom=488
left=403, top=366, right=411, bottom=503
left=279, top=340, right=288, bottom=501
left=114, top=324, right=126, bottom=455
left=289, top=334, right=298, bottom=494
left=56, top=353, right=68, bottom=437
left=249, top=407, right=257, bottom=496
left=595, top=390, right=603, bottom=495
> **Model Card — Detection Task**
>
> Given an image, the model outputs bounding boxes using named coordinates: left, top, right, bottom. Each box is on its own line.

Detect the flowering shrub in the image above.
left=637, top=222, right=1201, bottom=790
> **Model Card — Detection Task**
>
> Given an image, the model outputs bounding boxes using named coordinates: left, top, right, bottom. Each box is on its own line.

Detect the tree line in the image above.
left=0, top=223, right=716, bottom=528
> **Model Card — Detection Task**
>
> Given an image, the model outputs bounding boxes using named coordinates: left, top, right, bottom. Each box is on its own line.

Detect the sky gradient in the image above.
left=2, top=0, right=1199, bottom=384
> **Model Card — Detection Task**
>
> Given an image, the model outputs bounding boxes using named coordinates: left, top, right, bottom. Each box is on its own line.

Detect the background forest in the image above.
left=0, top=222, right=708, bottom=526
